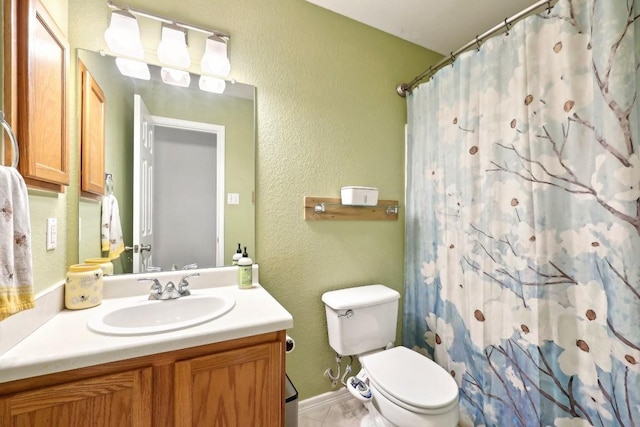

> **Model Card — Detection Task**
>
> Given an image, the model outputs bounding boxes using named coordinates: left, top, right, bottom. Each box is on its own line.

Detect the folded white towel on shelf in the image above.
left=101, top=194, right=125, bottom=260
left=0, top=166, right=34, bottom=321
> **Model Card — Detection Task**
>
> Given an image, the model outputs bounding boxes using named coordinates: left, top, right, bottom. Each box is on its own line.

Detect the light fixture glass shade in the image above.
left=115, top=57, right=150, bottom=80
left=157, top=24, right=190, bottom=68
left=199, top=75, right=226, bottom=94
left=200, top=35, right=231, bottom=77
left=104, top=10, right=144, bottom=59
left=161, top=67, right=191, bottom=87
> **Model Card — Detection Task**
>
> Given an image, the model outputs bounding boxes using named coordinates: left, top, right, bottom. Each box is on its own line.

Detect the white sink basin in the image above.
left=88, top=294, right=235, bottom=336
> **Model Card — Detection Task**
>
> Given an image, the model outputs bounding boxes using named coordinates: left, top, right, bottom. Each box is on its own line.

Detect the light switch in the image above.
left=227, top=193, right=240, bottom=205
left=46, top=218, right=57, bottom=250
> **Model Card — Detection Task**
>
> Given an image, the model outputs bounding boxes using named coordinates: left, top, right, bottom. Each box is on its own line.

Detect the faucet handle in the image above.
left=178, top=272, right=200, bottom=295
left=138, top=277, right=163, bottom=299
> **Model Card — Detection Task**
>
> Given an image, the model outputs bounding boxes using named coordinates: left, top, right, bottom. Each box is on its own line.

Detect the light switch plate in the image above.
left=46, top=218, right=57, bottom=250
left=227, top=193, right=240, bottom=205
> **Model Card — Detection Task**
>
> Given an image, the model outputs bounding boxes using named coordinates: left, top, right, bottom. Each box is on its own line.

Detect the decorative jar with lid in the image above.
left=65, top=264, right=103, bottom=310
left=84, top=257, right=114, bottom=276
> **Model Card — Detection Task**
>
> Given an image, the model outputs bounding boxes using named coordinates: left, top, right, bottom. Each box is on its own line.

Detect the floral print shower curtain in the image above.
left=403, top=1, right=640, bottom=425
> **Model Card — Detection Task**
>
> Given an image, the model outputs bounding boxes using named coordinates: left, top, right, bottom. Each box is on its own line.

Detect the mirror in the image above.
left=77, top=49, right=255, bottom=274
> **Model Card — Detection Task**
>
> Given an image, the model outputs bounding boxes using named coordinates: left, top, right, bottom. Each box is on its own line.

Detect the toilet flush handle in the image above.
left=338, top=309, right=354, bottom=318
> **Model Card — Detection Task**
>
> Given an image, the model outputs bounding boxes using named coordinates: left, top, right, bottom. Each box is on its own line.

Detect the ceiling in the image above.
left=305, top=0, right=544, bottom=55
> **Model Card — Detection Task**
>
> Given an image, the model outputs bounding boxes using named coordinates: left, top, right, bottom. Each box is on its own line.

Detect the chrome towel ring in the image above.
left=0, top=111, right=19, bottom=168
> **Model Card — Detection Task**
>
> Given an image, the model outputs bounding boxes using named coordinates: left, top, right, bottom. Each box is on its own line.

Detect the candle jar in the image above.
left=84, top=257, right=114, bottom=276
left=65, top=264, right=103, bottom=310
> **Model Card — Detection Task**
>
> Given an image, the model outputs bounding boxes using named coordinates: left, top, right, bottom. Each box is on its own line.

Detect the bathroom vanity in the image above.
left=0, top=267, right=293, bottom=427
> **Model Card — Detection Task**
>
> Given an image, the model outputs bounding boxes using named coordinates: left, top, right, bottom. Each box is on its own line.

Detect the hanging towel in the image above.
left=0, top=166, right=34, bottom=321
left=101, top=194, right=125, bottom=260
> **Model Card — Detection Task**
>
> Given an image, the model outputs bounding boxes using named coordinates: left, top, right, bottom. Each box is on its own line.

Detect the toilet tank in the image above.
left=322, top=284, right=400, bottom=356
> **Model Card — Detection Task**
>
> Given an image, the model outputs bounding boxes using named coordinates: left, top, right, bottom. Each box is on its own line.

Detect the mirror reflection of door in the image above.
left=76, top=49, right=255, bottom=274
left=134, top=94, right=225, bottom=273
left=133, top=94, right=155, bottom=273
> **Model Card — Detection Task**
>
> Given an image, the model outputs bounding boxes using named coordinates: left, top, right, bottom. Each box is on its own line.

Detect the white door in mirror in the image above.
left=132, top=94, right=155, bottom=273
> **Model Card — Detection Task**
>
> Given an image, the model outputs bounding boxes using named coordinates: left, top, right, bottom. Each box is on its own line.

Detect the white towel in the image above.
left=101, top=194, right=125, bottom=260
left=0, top=166, right=34, bottom=321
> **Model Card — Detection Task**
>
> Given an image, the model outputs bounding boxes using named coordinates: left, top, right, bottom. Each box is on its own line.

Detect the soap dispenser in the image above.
left=237, top=247, right=253, bottom=289
left=232, top=243, right=243, bottom=265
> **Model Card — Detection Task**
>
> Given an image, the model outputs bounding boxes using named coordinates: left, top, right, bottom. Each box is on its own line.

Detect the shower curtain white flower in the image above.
left=404, top=0, right=640, bottom=425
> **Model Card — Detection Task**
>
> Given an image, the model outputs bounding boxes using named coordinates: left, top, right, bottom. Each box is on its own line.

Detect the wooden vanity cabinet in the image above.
left=78, top=59, right=106, bottom=198
left=0, top=368, right=153, bottom=426
left=3, top=0, right=69, bottom=190
left=0, top=332, right=286, bottom=427
left=174, top=341, right=283, bottom=426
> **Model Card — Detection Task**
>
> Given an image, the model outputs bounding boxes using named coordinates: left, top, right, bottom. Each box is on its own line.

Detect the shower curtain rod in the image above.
left=396, top=0, right=556, bottom=97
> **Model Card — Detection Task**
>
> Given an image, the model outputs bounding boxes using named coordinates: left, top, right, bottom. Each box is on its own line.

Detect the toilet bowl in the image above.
left=322, top=284, right=459, bottom=427
left=359, top=346, right=459, bottom=427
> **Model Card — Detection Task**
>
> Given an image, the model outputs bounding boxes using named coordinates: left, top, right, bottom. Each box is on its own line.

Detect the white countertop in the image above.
left=0, top=267, right=293, bottom=384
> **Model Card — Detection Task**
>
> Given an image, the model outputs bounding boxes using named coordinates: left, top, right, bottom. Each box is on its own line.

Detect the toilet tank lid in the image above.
left=322, top=284, right=400, bottom=310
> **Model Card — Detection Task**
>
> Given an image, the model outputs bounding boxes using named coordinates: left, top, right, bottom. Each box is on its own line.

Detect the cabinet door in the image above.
left=0, top=368, right=152, bottom=427
left=174, top=342, right=283, bottom=427
left=13, top=0, right=69, bottom=190
left=79, top=59, right=106, bottom=197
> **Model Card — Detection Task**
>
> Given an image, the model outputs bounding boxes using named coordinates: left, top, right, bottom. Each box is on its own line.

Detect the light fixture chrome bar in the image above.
left=107, top=0, right=230, bottom=39
left=396, top=0, right=556, bottom=97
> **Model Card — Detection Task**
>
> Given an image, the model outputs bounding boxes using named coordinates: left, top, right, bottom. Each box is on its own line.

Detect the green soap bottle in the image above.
left=232, top=243, right=242, bottom=265
left=237, top=247, right=253, bottom=289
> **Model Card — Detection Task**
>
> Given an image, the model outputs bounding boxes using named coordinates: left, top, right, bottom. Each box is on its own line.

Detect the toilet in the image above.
left=322, top=284, right=459, bottom=427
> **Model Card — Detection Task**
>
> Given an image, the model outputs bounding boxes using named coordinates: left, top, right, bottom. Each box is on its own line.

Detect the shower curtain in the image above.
left=404, top=1, right=639, bottom=426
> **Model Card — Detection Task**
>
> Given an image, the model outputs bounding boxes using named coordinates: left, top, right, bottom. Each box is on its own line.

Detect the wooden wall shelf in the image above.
left=304, top=197, right=399, bottom=221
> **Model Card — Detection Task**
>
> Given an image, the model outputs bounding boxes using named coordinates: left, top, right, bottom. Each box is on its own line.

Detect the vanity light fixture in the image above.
left=104, top=9, right=144, bottom=59
left=106, top=1, right=232, bottom=87
left=200, top=35, right=231, bottom=77
left=161, top=67, right=191, bottom=87
left=115, top=57, right=150, bottom=80
left=199, top=75, right=226, bottom=94
left=157, top=24, right=190, bottom=68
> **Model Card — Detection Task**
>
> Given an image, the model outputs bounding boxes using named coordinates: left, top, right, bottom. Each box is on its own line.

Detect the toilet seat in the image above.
left=360, top=346, right=459, bottom=414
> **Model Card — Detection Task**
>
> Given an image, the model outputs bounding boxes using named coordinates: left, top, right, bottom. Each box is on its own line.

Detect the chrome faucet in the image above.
left=158, top=281, right=182, bottom=299
left=176, top=272, right=200, bottom=296
left=170, top=263, right=198, bottom=271
left=138, top=272, right=200, bottom=300
left=138, top=278, right=163, bottom=300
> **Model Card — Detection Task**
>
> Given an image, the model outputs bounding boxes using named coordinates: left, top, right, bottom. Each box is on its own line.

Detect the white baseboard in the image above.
left=298, top=387, right=352, bottom=415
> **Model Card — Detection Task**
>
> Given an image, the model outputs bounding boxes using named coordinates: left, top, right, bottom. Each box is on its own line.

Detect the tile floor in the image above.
left=299, top=396, right=368, bottom=427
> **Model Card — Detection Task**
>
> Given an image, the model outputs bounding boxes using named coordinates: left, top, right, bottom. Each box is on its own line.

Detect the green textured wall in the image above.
left=64, top=0, right=441, bottom=399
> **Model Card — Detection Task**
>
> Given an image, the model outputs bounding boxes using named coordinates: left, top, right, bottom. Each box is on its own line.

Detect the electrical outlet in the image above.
left=227, top=193, right=240, bottom=205
left=46, top=218, right=57, bottom=250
